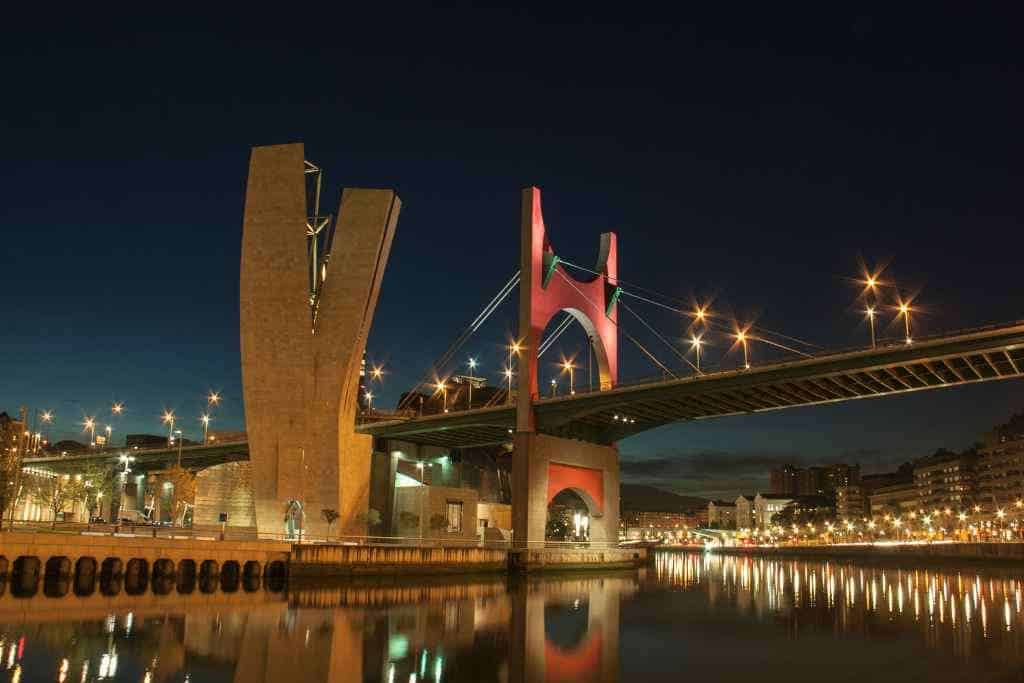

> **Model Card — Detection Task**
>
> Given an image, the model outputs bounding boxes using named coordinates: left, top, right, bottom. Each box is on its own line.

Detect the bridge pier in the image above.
left=239, top=143, right=400, bottom=539
left=512, top=433, right=619, bottom=548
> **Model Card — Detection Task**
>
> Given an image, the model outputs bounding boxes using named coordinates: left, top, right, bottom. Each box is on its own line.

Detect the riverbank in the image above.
left=676, top=541, right=1024, bottom=565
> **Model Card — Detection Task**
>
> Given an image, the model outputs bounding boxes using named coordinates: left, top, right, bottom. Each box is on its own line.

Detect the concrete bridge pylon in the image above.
left=240, top=143, right=400, bottom=538
left=513, top=187, right=620, bottom=550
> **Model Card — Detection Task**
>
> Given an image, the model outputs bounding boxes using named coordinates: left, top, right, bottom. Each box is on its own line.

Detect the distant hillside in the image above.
left=620, top=484, right=707, bottom=513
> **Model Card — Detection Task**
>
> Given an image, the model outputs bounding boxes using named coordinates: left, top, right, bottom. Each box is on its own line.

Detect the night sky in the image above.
left=3, top=7, right=1023, bottom=499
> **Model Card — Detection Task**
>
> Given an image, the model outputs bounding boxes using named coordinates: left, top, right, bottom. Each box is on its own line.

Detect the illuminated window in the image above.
left=446, top=501, right=463, bottom=532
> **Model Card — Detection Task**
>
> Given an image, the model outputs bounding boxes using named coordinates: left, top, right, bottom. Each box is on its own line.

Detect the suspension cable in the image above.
left=538, top=313, right=574, bottom=357
left=559, top=258, right=819, bottom=351
left=398, top=270, right=520, bottom=409
left=617, top=298, right=701, bottom=373
left=554, top=270, right=689, bottom=377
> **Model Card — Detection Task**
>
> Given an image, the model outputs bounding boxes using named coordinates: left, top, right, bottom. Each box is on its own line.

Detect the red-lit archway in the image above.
left=547, top=462, right=604, bottom=515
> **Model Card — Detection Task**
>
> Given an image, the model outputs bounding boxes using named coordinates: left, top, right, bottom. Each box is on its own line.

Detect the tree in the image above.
left=29, top=473, right=87, bottom=528
left=0, top=415, right=23, bottom=528
left=428, top=513, right=448, bottom=536
left=398, top=511, right=420, bottom=533
left=321, top=508, right=340, bottom=539
left=163, top=465, right=196, bottom=526
left=80, top=464, right=114, bottom=522
left=355, top=508, right=383, bottom=536
left=546, top=517, right=569, bottom=540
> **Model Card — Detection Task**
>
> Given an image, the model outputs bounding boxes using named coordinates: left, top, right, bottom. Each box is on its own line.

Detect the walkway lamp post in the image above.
left=899, top=301, right=913, bottom=344
left=865, top=306, right=877, bottom=348
left=435, top=382, right=448, bottom=413
left=364, top=391, right=374, bottom=414
left=736, top=330, right=750, bottom=370
left=562, top=360, right=575, bottom=395
left=162, top=411, right=175, bottom=447
left=105, top=425, right=112, bottom=449
left=174, top=429, right=183, bottom=467
left=467, top=357, right=478, bottom=407
left=550, top=378, right=557, bottom=397
left=690, top=334, right=704, bottom=373
left=200, top=414, right=211, bottom=444
left=507, top=341, right=522, bottom=404
left=83, top=417, right=96, bottom=448
left=38, top=410, right=53, bottom=452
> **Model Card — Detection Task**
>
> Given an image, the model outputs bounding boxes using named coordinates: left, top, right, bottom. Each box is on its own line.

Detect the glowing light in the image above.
left=40, top=411, right=53, bottom=423
left=208, top=391, right=221, bottom=406
left=200, top=414, right=210, bottom=426
left=111, top=402, right=123, bottom=415
left=372, top=366, right=384, bottom=380
left=161, top=411, right=175, bottom=425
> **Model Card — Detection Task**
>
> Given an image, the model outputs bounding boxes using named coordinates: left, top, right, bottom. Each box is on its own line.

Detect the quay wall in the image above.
left=290, top=544, right=509, bottom=576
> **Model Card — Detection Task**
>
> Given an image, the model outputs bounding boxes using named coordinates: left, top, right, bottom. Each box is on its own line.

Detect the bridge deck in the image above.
left=358, top=321, right=1024, bottom=447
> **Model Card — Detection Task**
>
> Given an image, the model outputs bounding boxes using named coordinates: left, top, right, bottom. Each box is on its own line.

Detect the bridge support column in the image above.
left=240, top=143, right=400, bottom=539
left=512, top=432, right=619, bottom=548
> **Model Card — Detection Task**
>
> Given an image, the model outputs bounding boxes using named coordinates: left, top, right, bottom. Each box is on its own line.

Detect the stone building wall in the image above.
left=194, top=462, right=257, bottom=528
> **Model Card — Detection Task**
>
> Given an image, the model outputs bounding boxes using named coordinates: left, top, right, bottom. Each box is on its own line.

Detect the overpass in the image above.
left=358, top=320, right=1024, bottom=448
left=23, top=441, right=250, bottom=475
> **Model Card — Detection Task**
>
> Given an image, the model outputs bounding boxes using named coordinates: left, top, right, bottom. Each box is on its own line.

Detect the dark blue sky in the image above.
left=3, top=7, right=1023, bottom=498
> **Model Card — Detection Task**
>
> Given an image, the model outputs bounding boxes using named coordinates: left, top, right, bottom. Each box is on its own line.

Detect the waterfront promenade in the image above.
left=688, top=541, right=1024, bottom=565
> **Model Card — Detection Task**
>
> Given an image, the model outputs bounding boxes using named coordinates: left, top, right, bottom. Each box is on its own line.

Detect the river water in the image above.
left=1, top=551, right=1023, bottom=681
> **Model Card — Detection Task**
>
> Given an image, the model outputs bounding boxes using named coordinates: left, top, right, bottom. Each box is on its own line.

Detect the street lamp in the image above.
left=104, top=424, right=112, bottom=449
left=735, top=330, right=750, bottom=369
left=467, top=357, right=478, bottom=407
left=175, top=429, right=183, bottom=467
left=162, top=411, right=175, bottom=447
left=898, top=301, right=913, bottom=344
left=550, top=378, right=558, bottom=397
left=371, top=365, right=384, bottom=381
left=200, top=414, right=211, bottom=443
left=111, top=402, right=123, bottom=416
left=562, top=360, right=575, bottom=394
left=364, top=391, right=374, bottom=413
left=689, top=334, right=704, bottom=373
left=83, top=417, right=96, bottom=447
left=435, top=381, right=448, bottom=413
left=865, top=306, right=877, bottom=349
left=207, top=391, right=221, bottom=408
left=504, top=368, right=514, bottom=404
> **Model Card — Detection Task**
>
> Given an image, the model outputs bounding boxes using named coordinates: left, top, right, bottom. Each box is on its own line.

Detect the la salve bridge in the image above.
left=21, top=146, right=1024, bottom=550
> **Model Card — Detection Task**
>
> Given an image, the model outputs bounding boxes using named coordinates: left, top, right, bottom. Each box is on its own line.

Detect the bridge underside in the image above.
left=23, top=443, right=251, bottom=475
left=359, top=323, right=1024, bottom=448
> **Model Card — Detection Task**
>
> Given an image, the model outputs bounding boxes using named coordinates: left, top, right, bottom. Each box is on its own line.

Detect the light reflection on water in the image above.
left=653, top=551, right=1024, bottom=666
left=1, top=553, right=1024, bottom=681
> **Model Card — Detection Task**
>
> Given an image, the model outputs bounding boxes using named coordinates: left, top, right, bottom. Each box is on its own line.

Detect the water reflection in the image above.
left=3, top=554, right=1024, bottom=681
left=0, top=573, right=635, bottom=682
left=655, top=551, right=1024, bottom=664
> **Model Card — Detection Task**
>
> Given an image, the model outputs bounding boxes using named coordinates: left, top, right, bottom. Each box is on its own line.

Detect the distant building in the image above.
left=769, top=463, right=860, bottom=497
left=735, top=495, right=755, bottom=529
left=977, top=414, right=1024, bottom=508
left=868, top=480, right=918, bottom=518
left=835, top=484, right=867, bottom=519
left=707, top=500, right=737, bottom=529
left=913, top=449, right=977, bottom=511
left=622, top=510, right=699, bottom=540
left=770, top=464, right=801, bottom=496
left=754, top=493, right=795, bottom=527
